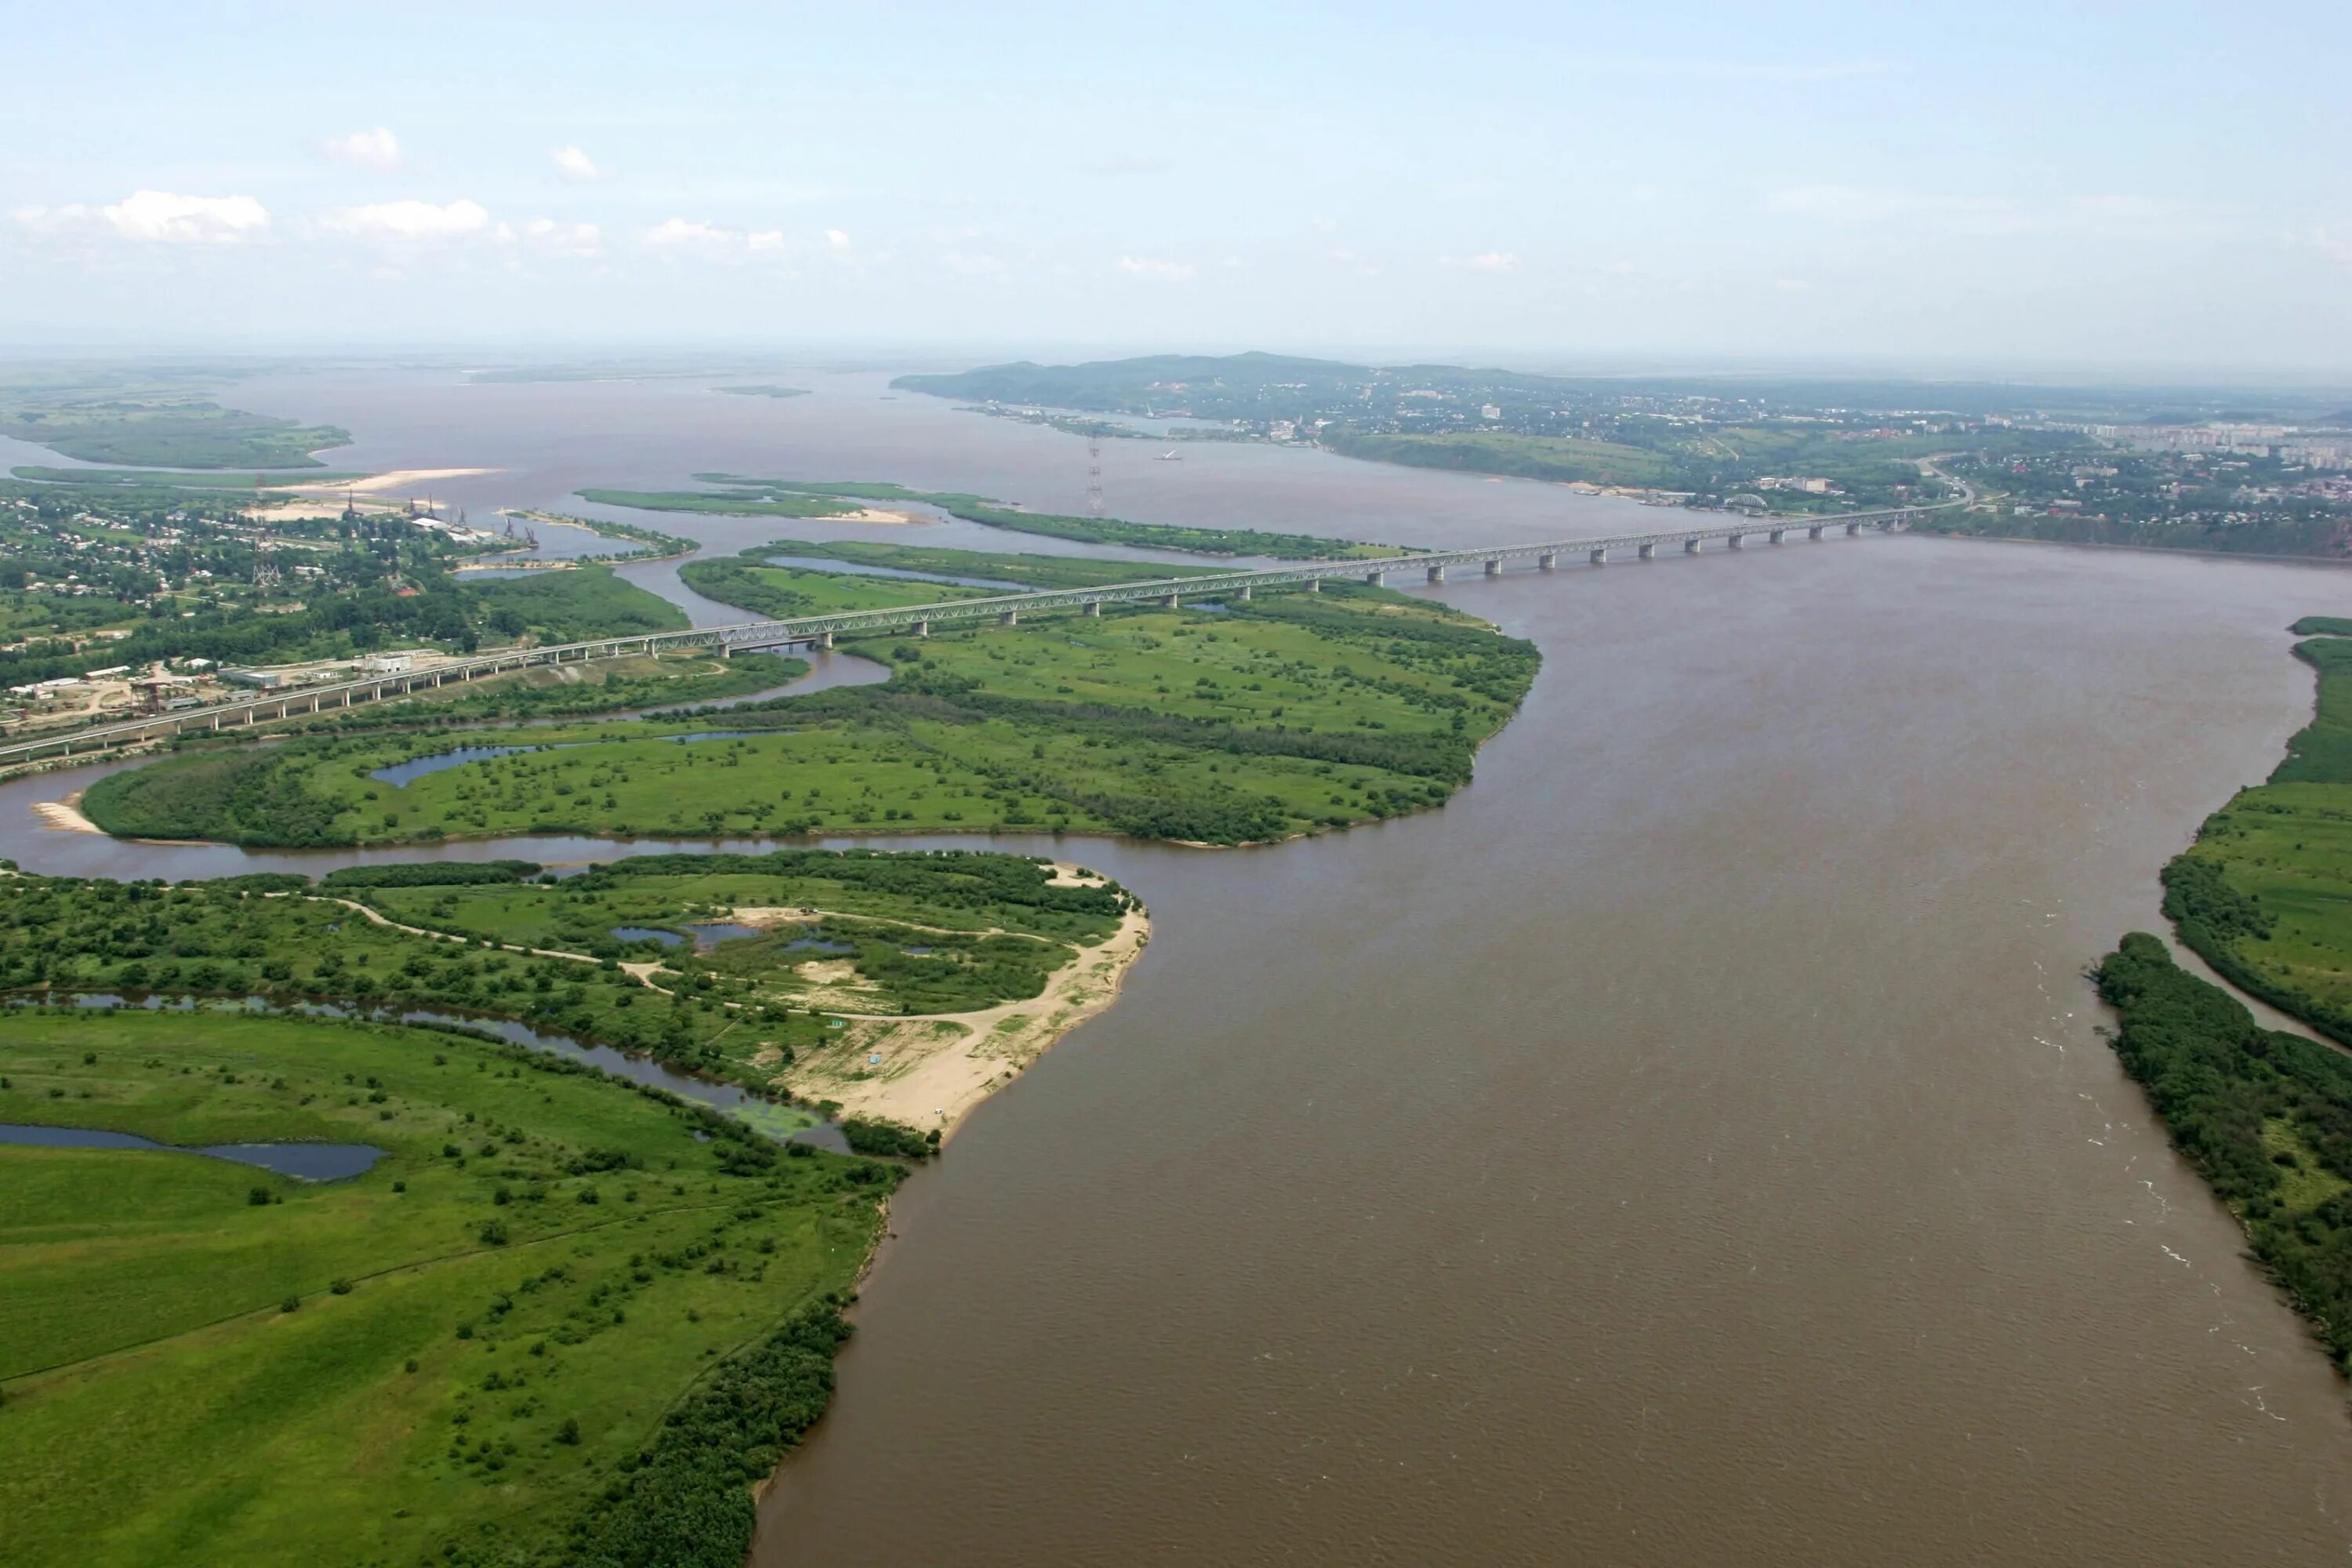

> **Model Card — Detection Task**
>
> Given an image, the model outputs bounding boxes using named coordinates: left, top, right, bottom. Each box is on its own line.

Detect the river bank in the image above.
left=22, top=361, right=2352, bottom=1562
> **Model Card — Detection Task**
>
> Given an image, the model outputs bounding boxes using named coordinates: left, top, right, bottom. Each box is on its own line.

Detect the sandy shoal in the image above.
left=777, top=864, right=1149, bottom=1140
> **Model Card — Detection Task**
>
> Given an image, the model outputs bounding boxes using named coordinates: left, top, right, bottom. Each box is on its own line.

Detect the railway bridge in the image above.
left=0, top=505, right=1929, bottom=768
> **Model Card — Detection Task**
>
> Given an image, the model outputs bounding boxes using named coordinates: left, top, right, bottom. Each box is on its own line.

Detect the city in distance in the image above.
left=5, top=5, right=2352, bottom=1566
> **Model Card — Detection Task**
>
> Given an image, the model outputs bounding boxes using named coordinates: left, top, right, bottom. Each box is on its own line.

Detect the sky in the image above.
left=2, top=1, right=2348, bottom=376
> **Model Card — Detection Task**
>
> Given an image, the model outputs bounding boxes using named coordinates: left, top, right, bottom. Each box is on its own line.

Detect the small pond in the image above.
left=612, top=925, right=686, bottom=946
left=684, top=921, right=762, bottom=950
left=0, top=1122, right=384, bottom=1181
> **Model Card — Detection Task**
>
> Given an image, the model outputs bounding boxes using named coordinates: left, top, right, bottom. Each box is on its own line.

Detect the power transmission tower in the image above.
left=1085, top=437, right=1105, bottom=519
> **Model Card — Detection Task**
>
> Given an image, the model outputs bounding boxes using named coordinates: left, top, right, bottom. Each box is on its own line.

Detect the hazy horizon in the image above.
left=4, top=2, right=2348, bottom=375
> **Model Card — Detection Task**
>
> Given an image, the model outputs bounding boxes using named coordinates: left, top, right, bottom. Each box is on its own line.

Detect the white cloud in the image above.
left=325, top=198, right=492, bottom=241
left=496, top=217, right=601, bottom=257
left=644, top=217, right=735, bottom=250
left=1442, top=251, right=1520, bottom=272
left=2314, top=227, right=2352, bottom=267
left=553, top=145, right=601, bottom=182
left=1117, top=255, right=1196, bottom=281
left=96, top=190, right=270, bottom=245
left=325, top=127, right=401, bottom=171
left=824, top=228, right=851, bottom=249
left=747, top=230, right=787, bottom=252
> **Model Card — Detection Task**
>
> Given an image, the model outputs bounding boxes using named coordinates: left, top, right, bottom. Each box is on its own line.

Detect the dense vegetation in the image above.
left=0, top=401, right=351, bottom=468
left=676, top=555, right=994, bottom=619
left=590, top=474, right=1404, bottom=559
left=0, top=853, right=1117, bottom=1064
left=2095, top=935, right=2352, bottom=1367
left=0, top=1007, right=889, bottom=1566
left=2153, top=632, right=2352, bottom=1040
left=704, top=538, right=1221, bottom=590
left=89, top=586, right=1539, bottom=848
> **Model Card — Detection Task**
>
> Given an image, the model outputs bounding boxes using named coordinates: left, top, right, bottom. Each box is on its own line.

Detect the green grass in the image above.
left=460, top=564, right=690, bottom=642
left=338, top=850, right=1132, bottom=1015
left=717, top=538, right=1225, bottom=590
left=575, top=487, right=871, bottom=520
left=0, top=1007, right=888, bottom=1566
left=595, top=475, right=1405, bottom=558
left=2158, top=637, right=2352, bottom=1037
left=87, top=587, right=1538, bottom=848
left=0, top=403, right=350, bottom=470
left=0, top=851, right=1125, bottom=1081
left=675, top=557, right=997, bottom=619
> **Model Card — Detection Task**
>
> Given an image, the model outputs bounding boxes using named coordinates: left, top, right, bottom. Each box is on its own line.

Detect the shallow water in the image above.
left=0, top=1122, right=383, bottom=1181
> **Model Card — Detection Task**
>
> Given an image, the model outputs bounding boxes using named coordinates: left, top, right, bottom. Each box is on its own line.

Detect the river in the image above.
left=12, top=367, right=2352, bottom=1563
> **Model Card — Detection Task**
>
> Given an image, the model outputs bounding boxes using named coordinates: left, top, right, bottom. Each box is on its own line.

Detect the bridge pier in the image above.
left=1484, top=559, right=1502, bottom=578
left=1725, top=532, right=1744, bottom=549
left=1428, top=564, right=1446, bottom=584
left=1002, top=610, right=1020, bottom=626
left=1684, top=538, right=1702, bottom=554
left=1588, top=546, right=1606, bottom=566
left=1365, top=569, right=1385, bottom=586
left=913, top=619, right=930, bottom=637
left=1768, top=528, right=1785, bottom=544
left=1236, top=583, right=1253, bottom=601
left=819, top=630, right=835, bottom=650
left=1307, top=578, right=1320, bottom=593
left=1083, top=601, right=1101, bottom=617
left=1638, top=542, right=1656, bottom=560
left=1846, top=521, right=1862, bottom=536
left=1808, top=524, right=1824, bottom=540
left=1161, top=592, right=1181, bottom=608
left=1537, top=553, right=1555, bottom=572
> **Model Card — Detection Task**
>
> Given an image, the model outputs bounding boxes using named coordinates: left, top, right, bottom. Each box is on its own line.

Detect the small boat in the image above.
left=1156, top=449, right=1182, bottom=461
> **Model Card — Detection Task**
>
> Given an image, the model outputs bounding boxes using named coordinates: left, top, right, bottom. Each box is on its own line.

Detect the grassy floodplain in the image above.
left=0, top=851, right=1127, bottom=1098
left=674, top=555, right=999, bottom=619
left=2094, top=621, right=2352, bottom=1374
left=0, top=1007, right=887, bottom=1566
left=589, top=474, right=1408, bottom=558
left=86, top=584, right=1537, bottom=848
left=693, top=537, right=1225, bottom=590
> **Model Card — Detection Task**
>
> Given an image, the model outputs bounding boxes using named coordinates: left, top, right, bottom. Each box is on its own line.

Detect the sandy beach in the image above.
left=289, top=467, right=502, bottom=498
left=771, top=865, right=1150, bottom=1139
left=32, top=792, right=102, bottom=834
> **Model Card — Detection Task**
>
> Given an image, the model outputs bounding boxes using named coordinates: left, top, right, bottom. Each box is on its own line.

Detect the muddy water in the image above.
left=17, top=368, right=2352, bottom=1559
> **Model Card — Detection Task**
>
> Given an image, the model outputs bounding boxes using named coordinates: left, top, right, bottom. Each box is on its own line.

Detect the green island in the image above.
left=0, top=850, right=1133, bottom=1102
left=585, top=474, right=1405, bottom=559
left=0, top=1005, right=887, bottom=1566
left=0, top=365, right=350, bottom=468
left=699, top=537, right=1222, bottom=590
left=85, top=582, right=1537, bottom=848
left=675, top=556, right=998, bottom=620
left=2094, top=620, right=2352, bottom=1370
left=714, top=385, right=811, bottom=399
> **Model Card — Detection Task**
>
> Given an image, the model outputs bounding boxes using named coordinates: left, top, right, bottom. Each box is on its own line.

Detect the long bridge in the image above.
left=0, top=506, right=1929, bottom=768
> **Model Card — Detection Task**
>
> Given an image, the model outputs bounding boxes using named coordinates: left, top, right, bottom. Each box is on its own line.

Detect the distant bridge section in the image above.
left=0, top=506, right=1930, bottom=768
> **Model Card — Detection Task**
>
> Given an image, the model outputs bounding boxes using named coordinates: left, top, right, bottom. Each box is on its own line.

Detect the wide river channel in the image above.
left=12, top=368, right=2352, bottom=1563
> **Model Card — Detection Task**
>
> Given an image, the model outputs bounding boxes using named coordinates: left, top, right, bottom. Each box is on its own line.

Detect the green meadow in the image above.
left=0, top=852, right=1116, bottom=1090
left=88, top=586, right=1537, bottom=849
left=0, top=1008, right=889, bottom=1566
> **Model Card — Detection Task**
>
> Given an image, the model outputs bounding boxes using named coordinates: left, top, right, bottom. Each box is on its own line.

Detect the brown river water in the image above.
left=11, top=368, right=2352, bottom=1562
